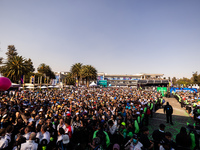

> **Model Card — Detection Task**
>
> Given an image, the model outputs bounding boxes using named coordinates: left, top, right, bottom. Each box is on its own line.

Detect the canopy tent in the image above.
left=26, top=86, right=34, bottom=89
left=41, top=86, right=47, bottom=89
left=48, top=85, right=54, bottom=88
left=54, top=85, right=60, bottom=88
left=11, top=83, right=21, bottom=88
left=89, top=82, right=97, bottom=87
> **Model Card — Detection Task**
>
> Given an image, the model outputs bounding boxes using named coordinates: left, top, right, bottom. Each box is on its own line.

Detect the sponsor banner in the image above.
left=170, top=87, right=197, bottom=93
left=157, top=87, right=167, bottom=96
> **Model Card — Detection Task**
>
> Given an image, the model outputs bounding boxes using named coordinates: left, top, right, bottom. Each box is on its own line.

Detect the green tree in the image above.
left=1, top=55, right=34, bottom=83
left=176, top=77, right=192, bottom=86
left=81, top=65, right=97, bottom=87
left=37, top=63, right=55, bottom=79
left=65, top=72, right=75, bottom=85
left=70, top=63, right=82, bottom=86
left=6, top=45, right=18, bottom=60
left=192, top=72, right=198, bottom=84
left=0, top=57, right=3, bottom=64
left=172, top=77, right=177, bottom=86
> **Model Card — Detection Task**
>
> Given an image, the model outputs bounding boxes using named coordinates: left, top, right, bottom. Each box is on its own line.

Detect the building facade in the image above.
left=97, top=73, right=168, bottom=87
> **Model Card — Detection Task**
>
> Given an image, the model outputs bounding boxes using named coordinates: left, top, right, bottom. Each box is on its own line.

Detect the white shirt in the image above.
left=21, top=140, right=38, bottom=150
left=28, top=117, right=35, bottom=123
left=0, top=136, right=8, bottom=149
left=130, top=141, right=143, bottom=150
left=57, top=124, right=66, bottom=131
left=40, top=131, right=50, bottom=144
left=5, top=133, right=12, bottom=143
left=23, top=132, right=31, bottom=140
left=109, top=125, right=117, bottom=135
left=159, top=145, right=175, bottom=150
left=57, top=135, right=63, bottom=144
left=36, top=132, right=42, bottom=139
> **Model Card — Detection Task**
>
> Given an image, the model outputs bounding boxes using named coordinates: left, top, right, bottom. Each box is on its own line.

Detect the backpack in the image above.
left=162, top=99, right=165, bottom=104
left=96, top=130, right=106, bottom=149
left=147, top=108, right=151, bottom=115
left=166, top=105, right=172, bottom=114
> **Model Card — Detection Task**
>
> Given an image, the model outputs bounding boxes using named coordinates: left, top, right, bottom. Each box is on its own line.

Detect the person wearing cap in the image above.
left=152, top=124, right=166, bottom=150
left=119, top=122, right=127, bottom=139
left=21, top=132, right=38, bottom=150
left=140, top=127, right=154, bottom=150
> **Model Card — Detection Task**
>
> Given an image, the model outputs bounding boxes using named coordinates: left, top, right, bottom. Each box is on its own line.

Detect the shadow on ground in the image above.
left=148, top=111, right=194, bottom=140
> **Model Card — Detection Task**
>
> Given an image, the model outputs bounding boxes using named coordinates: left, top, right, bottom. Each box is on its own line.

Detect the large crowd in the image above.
left=0, top=87, right=199, bottom=150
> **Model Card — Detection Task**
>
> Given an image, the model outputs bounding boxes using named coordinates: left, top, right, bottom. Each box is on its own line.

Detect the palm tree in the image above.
left=65, top=72, right=75, bottom=85
left=1, top=56, right=33, bottom=83
left=70, top=63, right=82, bottom=86
left=81, top=65, right=97, bottom=87
left=37, top=63, right=55, bottom=79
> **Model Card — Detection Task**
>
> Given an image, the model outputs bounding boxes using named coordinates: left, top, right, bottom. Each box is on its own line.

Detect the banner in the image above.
left=157, top=87, right=167, bottom=96
left=170, top=87, right=197, bottom=93
left=98, top=80, right=107, bottom=87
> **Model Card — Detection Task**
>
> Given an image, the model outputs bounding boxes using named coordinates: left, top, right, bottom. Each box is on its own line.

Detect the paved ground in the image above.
left=148, top=97, right=194, bottom=140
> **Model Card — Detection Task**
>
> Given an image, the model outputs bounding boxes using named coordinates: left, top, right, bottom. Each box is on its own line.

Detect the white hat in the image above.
left=62, top=134, right=70, bottom=144
left=136, top=112, right=140, bottom=115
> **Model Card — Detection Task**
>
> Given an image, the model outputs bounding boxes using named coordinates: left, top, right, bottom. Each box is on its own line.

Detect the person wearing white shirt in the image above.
left=124, top=134, right=143, bottom=150
left=21, top=132, right=38, bottom=150
left=40, top=125, right=50, bottom=144
left=57, top=118, right=66, bottom=131
left=108, top=120, right=117, bottom=135
left=23, top=126, right=31, bottom=140
left=0, top=128, right=8, bottom=150
left=5, top=125, right=13, bottom=144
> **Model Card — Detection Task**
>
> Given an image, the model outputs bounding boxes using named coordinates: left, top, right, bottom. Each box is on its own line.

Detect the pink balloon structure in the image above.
left=0, top=77, right=12, bottom=91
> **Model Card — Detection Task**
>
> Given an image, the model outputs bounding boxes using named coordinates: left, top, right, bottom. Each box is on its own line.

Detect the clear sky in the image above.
left=0, top=0, right=200, bottom=79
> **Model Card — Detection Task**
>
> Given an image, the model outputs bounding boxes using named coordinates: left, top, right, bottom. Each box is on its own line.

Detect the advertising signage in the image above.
left=98, top=80, right=107, bottom=87
left=157, top=87, right=167, bottom=96
left=170, top=87, right=197, bottom=93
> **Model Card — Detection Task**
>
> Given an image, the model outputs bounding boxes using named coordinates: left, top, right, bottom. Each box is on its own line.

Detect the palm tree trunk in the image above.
left=87, top=77, right=89, bottom=87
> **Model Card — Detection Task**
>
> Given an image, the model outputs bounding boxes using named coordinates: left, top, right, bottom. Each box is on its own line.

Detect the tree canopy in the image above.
left=37, top=63, right=55, bottom=79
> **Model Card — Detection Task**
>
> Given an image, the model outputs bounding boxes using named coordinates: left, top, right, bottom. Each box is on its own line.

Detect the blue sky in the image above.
left=0, top=0, right=200, bottom=78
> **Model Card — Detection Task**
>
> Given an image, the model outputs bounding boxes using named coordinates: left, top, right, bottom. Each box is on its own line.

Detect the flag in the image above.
left=30, top=76, right=34, bottom=84
left=21, top=75, right=24, bottom=84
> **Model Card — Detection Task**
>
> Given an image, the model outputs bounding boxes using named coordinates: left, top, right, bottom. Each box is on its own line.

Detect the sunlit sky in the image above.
left=0, top=0, right=200, bottom=79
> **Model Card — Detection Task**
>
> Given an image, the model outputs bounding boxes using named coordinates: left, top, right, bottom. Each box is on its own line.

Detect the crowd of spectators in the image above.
left=0, top=87, right=198, bottom=150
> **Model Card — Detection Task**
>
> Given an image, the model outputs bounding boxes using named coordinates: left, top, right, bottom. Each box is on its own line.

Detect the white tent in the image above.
left=89, top=82, right=97, bottom=87
left=48, top=85, right=54, bottom=88
left=54, top=85, right=60, bottom=88
left=11, top=83, right=21, bottom=88
left=26, top=86, right=34, bottom=89
left=41, top=86, right=47, bottom=89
